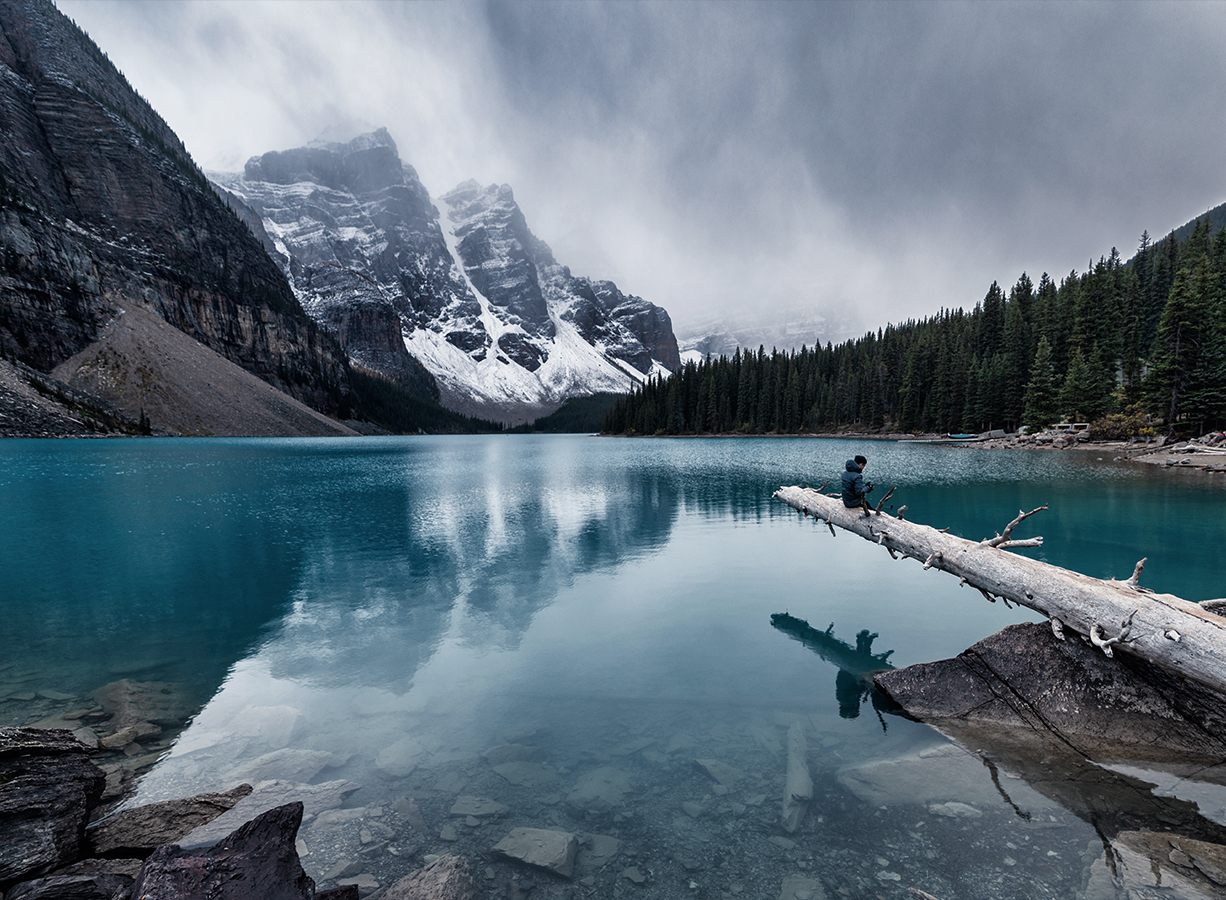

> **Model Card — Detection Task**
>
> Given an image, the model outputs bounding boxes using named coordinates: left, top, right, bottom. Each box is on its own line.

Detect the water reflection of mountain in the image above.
left=257, top=450, right=685, bottom=690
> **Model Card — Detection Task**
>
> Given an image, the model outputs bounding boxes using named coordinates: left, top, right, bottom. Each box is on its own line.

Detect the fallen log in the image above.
left=772, top=485, right=1226, bottom=697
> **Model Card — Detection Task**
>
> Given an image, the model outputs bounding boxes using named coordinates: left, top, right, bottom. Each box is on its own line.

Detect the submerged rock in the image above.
left=90, top=681, right=191, bottom=730
left=481, top=744, right=543, bottom=766
left=694, top=758, right=741, bottom=788
left=382, top=854, right=475, bottom=900
left=492, top=761, right=555, bottom=786
left=376, top=737, right=429, bottom=779
left=224, top=748, right=336, bottom=784
left=567, top=766, right=633, bottom=811
left=226, top=705, right=302, bottom=749
left=448, top=796, right=508, bottom=818
left=492, top=827, right=578, bottom=879
left=576, top=834, right=620, bottom=869
left=178, top=779, right=360, bottom=848
left=836, top=742, right=1032, bottom=811
left=778, top=873, right=827, bottom=900
left=86, top=783, right=253, bottom=858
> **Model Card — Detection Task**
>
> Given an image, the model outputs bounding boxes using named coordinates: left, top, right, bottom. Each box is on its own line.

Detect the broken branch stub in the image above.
left=773, top=485, right=1226, bottom=697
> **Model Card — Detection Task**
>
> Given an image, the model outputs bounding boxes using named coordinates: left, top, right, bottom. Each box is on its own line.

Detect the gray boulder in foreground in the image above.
left=86, top=783, right=253, bottom=859
left=130, top=801, right=314, bottom=900
left=0, top=728, right=106, bottom=889
left=874, top=622, right=1226, bottom=761
left=382, top=854, right=475, bottom=900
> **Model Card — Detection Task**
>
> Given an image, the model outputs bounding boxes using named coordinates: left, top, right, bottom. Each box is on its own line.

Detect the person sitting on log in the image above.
left=841, top=455, right=873, bottom=512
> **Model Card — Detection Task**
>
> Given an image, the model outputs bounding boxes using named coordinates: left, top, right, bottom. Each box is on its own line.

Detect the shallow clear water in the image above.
left=3, top=436, right=1224, bottom=899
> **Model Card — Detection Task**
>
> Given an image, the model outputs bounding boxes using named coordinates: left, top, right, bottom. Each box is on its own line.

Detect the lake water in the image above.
left=3, top=436, right=1225, bottom=899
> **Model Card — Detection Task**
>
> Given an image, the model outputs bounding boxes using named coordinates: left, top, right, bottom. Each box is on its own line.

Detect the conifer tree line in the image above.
left=605, top=218, right=1226, bottom=437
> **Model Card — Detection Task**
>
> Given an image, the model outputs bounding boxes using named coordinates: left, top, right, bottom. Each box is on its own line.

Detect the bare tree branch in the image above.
left=981, top=505, right=1047, bottom=548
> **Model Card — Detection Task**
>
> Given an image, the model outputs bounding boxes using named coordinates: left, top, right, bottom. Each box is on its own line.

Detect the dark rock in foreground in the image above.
left=4, top=873, right=133, bottom=900
left=131, top=802, right=314, bottom=900
left=874, top=621, right=1226, bottom=762
left=0, top=728, right=105, bottom=889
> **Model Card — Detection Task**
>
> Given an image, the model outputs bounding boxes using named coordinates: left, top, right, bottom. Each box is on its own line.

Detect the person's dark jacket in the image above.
left=841, top=459, right=867, bottom=507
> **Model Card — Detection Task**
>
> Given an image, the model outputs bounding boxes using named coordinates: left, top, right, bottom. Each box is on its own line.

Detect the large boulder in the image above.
left=130, top=801, right=314, bottom=900
left=0, top=728, right=105, bottom=889
left=86, top=783, right=253, bottom=858
left=874, top=622, right=1226, bottom=761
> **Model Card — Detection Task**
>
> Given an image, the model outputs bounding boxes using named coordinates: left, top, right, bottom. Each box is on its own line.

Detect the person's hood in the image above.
left=845, top=459, right=862, bottom=473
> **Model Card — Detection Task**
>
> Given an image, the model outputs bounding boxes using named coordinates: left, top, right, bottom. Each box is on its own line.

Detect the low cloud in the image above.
left=63, top=0, right=1226, bottom=342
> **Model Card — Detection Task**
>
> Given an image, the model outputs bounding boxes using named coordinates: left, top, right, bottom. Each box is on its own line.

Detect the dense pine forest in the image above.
left=605, top=214, right=1226, bottom=438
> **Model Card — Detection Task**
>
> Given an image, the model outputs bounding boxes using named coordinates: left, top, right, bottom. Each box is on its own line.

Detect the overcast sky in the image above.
left=60, top=0, right=1226, bottom=341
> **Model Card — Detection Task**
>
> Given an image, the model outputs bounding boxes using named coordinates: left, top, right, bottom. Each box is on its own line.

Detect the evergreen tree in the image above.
left=1059, top=347, right=1098, bottom=423
left=1022, top=336, right=1059, bottom=432
left=1147, top=263, right=1207, bottom=426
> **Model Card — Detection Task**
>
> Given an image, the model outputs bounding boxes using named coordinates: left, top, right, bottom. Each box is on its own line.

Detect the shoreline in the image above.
left=600, top=431, right=1226, bottom=472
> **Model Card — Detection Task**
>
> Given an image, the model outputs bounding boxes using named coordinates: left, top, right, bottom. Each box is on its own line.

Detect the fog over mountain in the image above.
left=59, top=1, right=1226, bottom=346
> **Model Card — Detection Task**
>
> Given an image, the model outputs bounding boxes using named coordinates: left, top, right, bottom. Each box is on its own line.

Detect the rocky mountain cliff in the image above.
left=216, top=130, right=680, bottom=424
left=0, top=0, right=351, bottom=429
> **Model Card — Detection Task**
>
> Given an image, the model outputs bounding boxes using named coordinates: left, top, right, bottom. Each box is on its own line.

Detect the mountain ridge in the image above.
left=0, top=0, right=356, bottom=434
left=216, top=129, right=680, bottom=424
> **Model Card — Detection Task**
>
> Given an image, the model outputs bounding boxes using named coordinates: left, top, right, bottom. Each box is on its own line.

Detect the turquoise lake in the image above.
left=3, top=435, right=1225, bottom=899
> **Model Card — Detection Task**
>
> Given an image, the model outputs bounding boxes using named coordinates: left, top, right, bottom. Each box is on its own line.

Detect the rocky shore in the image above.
left=0, top=726, right=473, bottom=900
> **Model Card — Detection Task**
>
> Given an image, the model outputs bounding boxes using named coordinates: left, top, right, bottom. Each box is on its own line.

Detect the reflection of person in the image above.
left=835, top=668, right=868, bottom=718
left=841, top=455, right=873, bottom=510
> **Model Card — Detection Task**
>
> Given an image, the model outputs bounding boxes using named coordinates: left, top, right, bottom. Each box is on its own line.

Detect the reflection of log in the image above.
left=770, top=613, right=900, bottom=719
left=773, top=486, right=1226, bottom=697
left=781, top=721, right=812, bottom=834
left=769, top=613, right=895, bottom=675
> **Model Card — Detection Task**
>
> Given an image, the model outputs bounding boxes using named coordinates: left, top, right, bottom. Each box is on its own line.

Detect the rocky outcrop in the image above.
left=442, top=180, right=555, bottom=355
left=130, top=802, right=315, bottom=900
left=442, top=179, right=681, bottom=375
left=874, top=621, right=1226, bottom=762
left=0, top=729, right=105, bottom=889
left=212, top=128, right=469, bottom=402
left=0, top=0, right=351, bottom=423
left=294, top=263, right=439, bottom=403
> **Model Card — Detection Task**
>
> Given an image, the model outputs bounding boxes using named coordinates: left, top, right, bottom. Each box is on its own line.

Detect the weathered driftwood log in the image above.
left=781, top=721, right=812, bottom=834
left=773, top=486, right=1226, bottom=697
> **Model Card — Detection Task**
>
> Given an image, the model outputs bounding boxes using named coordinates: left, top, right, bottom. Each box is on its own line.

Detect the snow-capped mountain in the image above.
left=213, top=129, right=679, bottom=424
